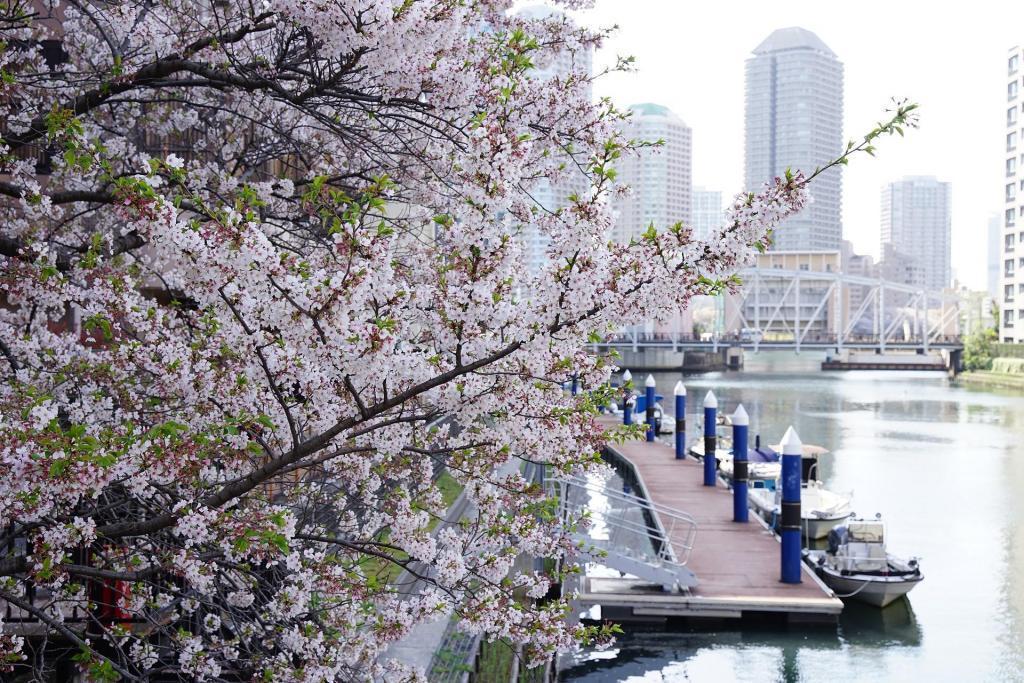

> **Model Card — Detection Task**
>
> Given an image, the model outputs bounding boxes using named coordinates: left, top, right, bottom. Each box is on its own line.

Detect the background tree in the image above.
left=0, top=1, right=915, bottom=680
left=964, top=327, right=997, bottom=371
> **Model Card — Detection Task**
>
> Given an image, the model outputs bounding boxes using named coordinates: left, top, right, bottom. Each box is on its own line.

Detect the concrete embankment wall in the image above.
left=991, top=358, right=1024, bottom=375
left=958, top=357, right=1024, bottom=391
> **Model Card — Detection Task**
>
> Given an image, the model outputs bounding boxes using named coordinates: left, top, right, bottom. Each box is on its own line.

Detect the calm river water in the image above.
left=560, top=352, right=1024, bottom=683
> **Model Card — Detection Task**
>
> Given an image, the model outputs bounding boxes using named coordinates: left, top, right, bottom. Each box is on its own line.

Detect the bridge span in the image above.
left=594, top=266, right=964, bottom=371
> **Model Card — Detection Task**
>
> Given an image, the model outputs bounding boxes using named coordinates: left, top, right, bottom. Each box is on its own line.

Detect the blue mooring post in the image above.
left=702, top=391, right=717, bottom=486
left=644, top=374, right=656, bottom=442
left=673, top=381, right=686, bottom=460
left=780, top=426, right=803, bottom=583
left=731, top=405, right=749, bottom=523
left=622, top=369, right=633, bottom=426
left=571, top=373, right=579, bottom=396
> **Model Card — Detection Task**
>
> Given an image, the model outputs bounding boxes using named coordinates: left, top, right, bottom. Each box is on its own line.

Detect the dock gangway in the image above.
left=547, top=474, right=699, bottom=591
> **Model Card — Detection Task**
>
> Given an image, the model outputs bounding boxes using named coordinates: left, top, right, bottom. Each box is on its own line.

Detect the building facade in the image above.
left=692, top=187, right=724, bottom=241
left=960, top=288, right=996, bottom=338
left=613, top=103, right=692, bottom=244
left=841, top=240, right=877, bottom=334
left=726, top=250, right=843, bottom=339
left=517, top=5, right=593, bottom=273
left=1004, top=45, right=1024, bottom=342
left=879, top=176, right=952, bottom=292
left=745, top=27, right=844, bottom=252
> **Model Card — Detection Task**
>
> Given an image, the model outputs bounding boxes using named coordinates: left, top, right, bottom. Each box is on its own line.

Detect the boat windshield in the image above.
left=847, top=522, right=884, bottom=543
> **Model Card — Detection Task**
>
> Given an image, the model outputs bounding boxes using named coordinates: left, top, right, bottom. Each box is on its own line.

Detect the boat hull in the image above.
left=814, top=568, right=923, bottom=608
left=719, top=459, right=781, bottom=482
left=748, top=491, right=851, bottom=540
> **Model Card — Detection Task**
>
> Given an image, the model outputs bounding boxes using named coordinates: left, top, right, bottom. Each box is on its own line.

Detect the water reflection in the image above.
left=565, top=352, right=1024, bottom=682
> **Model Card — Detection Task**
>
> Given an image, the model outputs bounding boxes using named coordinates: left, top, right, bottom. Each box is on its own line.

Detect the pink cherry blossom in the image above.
left=0, top=1, right=916, bottom=679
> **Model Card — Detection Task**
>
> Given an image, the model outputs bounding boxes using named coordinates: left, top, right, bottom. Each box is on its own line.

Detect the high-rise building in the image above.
left=879, top=176, right=951, bottom=292
left=1003, top=45, right=1024, bottom=342
left=613, top=103, right=692, bottom=244
left=745, top=27, right=843, bottom=252
left=692, top=187, right=724, bottom=241
left=517, top=5, right=593, bottom=274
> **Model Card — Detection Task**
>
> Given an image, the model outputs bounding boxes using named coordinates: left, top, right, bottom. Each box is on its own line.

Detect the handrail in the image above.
left=548, top=474, right=698, bottom=568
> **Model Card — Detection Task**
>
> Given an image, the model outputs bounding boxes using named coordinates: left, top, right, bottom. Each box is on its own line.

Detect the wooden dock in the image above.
left=577, top=426, right=843, bottom=623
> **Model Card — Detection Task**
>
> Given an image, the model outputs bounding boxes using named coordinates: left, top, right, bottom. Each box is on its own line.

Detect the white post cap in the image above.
left=622, top=369, right=632, bottom=382
left=780, top=426, right=803, bottom=455
left=732, top=404, right=749, bottom=426
left=645, top=374, right=656, bottom=388
left=674, top=381, right=686, bottom=396
left=703, top=390, right=717, bottom=409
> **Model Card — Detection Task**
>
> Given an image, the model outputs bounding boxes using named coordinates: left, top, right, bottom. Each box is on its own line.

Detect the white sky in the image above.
left=566, top=0, right=1020, bottom=290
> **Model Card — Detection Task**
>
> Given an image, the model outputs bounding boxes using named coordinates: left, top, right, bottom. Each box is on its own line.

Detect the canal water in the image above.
left=560, top=352, right=1024, bottom=682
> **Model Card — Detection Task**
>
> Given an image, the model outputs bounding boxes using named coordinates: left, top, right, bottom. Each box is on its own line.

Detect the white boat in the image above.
left=686, top=438, right=732, bottom=461
left=748, top=480, right=853, bottom=540
left=719, top=457, right=780, bottom=482
left=652, top=402, right=672, bottom=433
left=805, top=518, right=923, bottom=608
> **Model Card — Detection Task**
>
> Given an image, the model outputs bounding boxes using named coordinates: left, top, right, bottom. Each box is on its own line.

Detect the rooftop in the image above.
left=753, top=27, right=836, bottom=58
left=628, top=103, right=688, bottom=126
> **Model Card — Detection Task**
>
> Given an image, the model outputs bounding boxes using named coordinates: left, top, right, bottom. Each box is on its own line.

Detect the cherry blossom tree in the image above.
left=0, top=0, right=916, bottom=679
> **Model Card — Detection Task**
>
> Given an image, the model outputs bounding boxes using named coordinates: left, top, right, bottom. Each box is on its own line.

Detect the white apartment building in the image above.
left=692, top=187, right=725, bottom=241
left=745, top=27, right=844, bottom=252
left=879, top=176, right=952, bottom=292
left=613, top=103, right=692, bottom=244
left=1004, top=46, right=1024, bottom=342
left=517, top=5, right=593, bottom=274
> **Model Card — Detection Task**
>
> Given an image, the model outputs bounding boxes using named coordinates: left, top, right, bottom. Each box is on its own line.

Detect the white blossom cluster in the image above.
left=0, top=0, right=825, bottom=680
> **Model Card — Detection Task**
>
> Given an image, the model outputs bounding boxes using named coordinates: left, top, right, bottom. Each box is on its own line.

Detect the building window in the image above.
left=1012, top=81, right=1020, bottom=101
left=1007, top=309, right=1016, bottom=327
left=1007, top=258, right=1016, bottom=276
left=1011, top=157, right=1019, bottom=177
left=1007, top=284, right=1016, bottom=301
left=1009, top=208, right=1018, bottom=226
left=1009, top=183, right=1018, bottom=201
left=1008, top=233, right=1017, bottom=250
left=1013, top=107, right=1021, bottom=127
left=1019, top=283, right=1024, bottom=294
left=1013, top=55, right=1022, bottom=74
left=799, top=264, right=809, bottom=271
left=1010, top=131, right=1019, bottom=152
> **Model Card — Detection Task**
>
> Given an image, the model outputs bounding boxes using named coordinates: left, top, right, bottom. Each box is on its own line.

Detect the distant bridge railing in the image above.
left=598, top=268, right=963, bottom=354
left=593, top=332, right=963, bottom=351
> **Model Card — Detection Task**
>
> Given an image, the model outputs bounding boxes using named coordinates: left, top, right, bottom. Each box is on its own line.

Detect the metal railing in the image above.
left=427, top=620, right=480, bottom=683
left=547, top=474, right=698, bottom=590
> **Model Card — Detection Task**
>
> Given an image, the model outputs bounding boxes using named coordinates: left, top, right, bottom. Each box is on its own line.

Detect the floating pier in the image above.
left=578, top=419, right=843, bottom=624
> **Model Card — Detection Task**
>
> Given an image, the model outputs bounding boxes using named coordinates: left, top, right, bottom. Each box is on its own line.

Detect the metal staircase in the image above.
left=547, top=474, right=699, bottom=591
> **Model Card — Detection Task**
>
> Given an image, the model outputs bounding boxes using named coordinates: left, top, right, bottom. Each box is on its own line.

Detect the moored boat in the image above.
left=718, top=443, right=782, bottom=482
left=686, top=438, right=731, bottom=462
left=805, top=518, right=923, bottom=608
left=748, top=479, right=853, bottom=539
